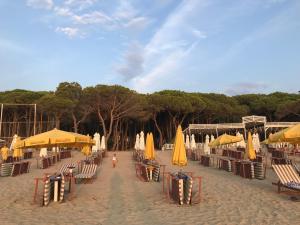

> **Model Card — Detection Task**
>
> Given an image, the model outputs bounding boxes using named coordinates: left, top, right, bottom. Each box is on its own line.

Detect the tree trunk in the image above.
left=152, top=113, right=163, bottom=149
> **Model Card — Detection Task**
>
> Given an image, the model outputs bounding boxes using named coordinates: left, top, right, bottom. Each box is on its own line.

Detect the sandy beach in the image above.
left=1, top=150, right=300, bottom=225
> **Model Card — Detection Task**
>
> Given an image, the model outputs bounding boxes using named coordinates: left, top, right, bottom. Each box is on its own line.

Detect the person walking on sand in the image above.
left=112, top=153, right=117, bottom=168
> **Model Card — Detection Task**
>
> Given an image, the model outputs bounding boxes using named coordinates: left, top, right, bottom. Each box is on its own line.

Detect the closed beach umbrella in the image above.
left=81, top=145, right=91, bottom=156
left=1, top=146, right=9, bottom=161
left=139, top=131, right=145, bottom=151
left=100, top=136, right=106, bottom=150
left=135, top=134, right=140, bottom=150
left=209, top=134, right=242, bottom=147
left=172, top=125, right=187, bottom=167
left=13, top=136, right=23, bottom=158
left=185, top=134, right=190, bottom=149
left=204, top=134, right=210, bottom=155
left=245, top=132, right=256, bottom=160
left=190, top=134, right=196, bottom=150
left=144, top=133, right=155, bottom=160
left=253, top=133, right=261, bottom=153
left=10, top=134, right=18, bottom=151
left=39, top=147, right=48, bottom=157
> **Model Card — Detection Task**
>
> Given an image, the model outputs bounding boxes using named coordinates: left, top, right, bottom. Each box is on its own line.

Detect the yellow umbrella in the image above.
left=81, top=145, right=91, bottom=156
left=145, top=133, right=155, bottom=160
left=269, top=124, right=300, bottom=143
left=172, top=125, right=187, bottom=167
left=15, top=128, right=94, bottom=149
left=13, top=137, right=23, bottom=158
left=209, top=134, right=242, bottom=147
left=245, top=132, right=256, bottom=160
left=1, top=146, right=9, bottom=161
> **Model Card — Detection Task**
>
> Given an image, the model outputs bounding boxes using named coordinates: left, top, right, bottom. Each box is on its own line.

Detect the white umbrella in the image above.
left=252, top=133, right=260, bottom=153
left=92, top=133, right=97, bottom=152
left=185, top=134, right=190, bottom=149
left=100, top=135, right=106, bottom=150
left=93, top=133, right=101, bottom=152
left=190, top=134, right=196, bottom=150
left=52, top=147, right=58, bottom=152
left=10, top=134, right=18, bottom=151
left=237, top=132, right=246, bottom=148
left=204, top=134, right=210, bottom=155
left=139, top=131, right=145, bottom=151
left=134, top=134, right=140, bottom=150
left=39, top=148, right=48, bottom=157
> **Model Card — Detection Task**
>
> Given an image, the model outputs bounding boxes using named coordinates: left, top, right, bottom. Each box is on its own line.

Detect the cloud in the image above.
left=26, top=0, right=53, bottom=10
left=55, top=27, right=81, bottom=38
left=54, top=6, right=74, bottom=17
left=192, top=29, right=207, bottom=39
left=124, top=17, right=151, bottom=30
left=64, top=0, right=97, bottom=11
left=116, top=43, right=144, bottom=80
left=225, top=82, right=268, bottom=96
left=72, top=11, right=112, bottom=25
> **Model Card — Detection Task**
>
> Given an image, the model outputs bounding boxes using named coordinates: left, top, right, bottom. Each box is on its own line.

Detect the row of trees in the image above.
left=0, top=82, right=299, bottom=150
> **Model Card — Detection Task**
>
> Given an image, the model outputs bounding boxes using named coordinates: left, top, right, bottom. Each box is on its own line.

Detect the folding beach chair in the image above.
left=272, top=164, right=300, bottom=193
left=59, top=163, right=77, bottom=175
left=75, top=164, right=97, bottom=183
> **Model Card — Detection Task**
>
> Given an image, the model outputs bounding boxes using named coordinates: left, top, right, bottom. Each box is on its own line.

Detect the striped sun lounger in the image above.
left=75, top=164, right=97, bottom=183
left=272, top=164, right=300, bottom=193
left=184, top=176, right=193, bottom=204
left=59, top=163, right=77, bottom=175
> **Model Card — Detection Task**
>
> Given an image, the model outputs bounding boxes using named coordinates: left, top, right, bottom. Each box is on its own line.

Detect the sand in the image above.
left=1, top=151, right=300, bottom=225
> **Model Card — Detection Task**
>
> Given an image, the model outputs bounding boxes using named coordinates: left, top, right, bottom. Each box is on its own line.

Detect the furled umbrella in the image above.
left=245, top=132, right=256, bottom=160
left=39, top=147, right=48, bottom=157
left=134, top=134, right=140, bottom=150
left=10, top=134, right=18, bottom=151
left=144, top=133, right=155, bottom=160
left=203, top=134, right=210, bottom=155
left=253, top=133, right=261, bottom=153
left=185, top=134, right=190, bottom=149
left=172, top=125, right=187, bottom=167
left=139, top=131, right=145, bottom=151
left=1, top=146, right=9, bottom=161
left=190, top=134, right=196, bottom=150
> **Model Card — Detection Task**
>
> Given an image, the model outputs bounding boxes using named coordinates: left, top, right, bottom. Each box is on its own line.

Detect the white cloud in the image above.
left=26, top=0, right=53, bottom=10
left=72, top=11, right=112, bottom=25
left=64, top=0, right=97, bottom=11
left=55, top=27, right=80, bottom=38
left=124, top=17, right=151, bottom=30
left=113, top=0, right=137, bottom=21
left=192, top=29, right=207, bottom=39
left=54, top=6, right=74, bottom=17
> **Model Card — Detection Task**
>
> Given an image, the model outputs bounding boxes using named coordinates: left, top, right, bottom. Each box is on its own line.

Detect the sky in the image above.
left=0, top=0, right=299, bottom=95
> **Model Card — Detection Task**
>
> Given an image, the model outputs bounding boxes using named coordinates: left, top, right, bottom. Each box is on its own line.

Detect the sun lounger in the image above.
left=75, top=164, right=97, bottom=183
left=184, top=176, right=193, bottom=204
left=0, top=163, right=13, bottom=176
left=140, top=164, right=150, bottom=182
left=272, top=164, right=300, bottom=193
left=171, top=176, right=184, bottom=205
left=152, top=165, right=160, bottom=182
left=59, top=163, right=77, bottom=175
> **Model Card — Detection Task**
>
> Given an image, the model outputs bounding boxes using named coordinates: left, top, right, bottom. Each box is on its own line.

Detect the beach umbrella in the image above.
left=253, top=133, right=261, bottom=153
left=144, top=133, right=155, bottom=160
left=100, top=136, right=106, bottom=150
left=269, top=124, right=300, bottom=144
left=15, top=128, right=94, bottom=149
left=10, top=134, right=18, bottom=151
left=245, top=132, right=256, bottom=160
left=39, top=147, right=48, bottom=157
left=81, top=145, right=91, bottom=156
left=139, top=131, right=145, bottom=151
left=185, top=134, right=190, bottom=149
left=209, top=134, right=242, bottom=147
left=203, top=134, right=210, bottom=155
left=134, top=134, right=140, bottom=150
left=12, top=136, right=23, bottom=158
left=1, top=146, right=9, bottom=161
left=92, top=133, right=101, bottom=152
left=236, top=132, right=246, bottom=148
left=172, top=125, right=187, bottom=167
left=190, top=134, right=196, bottom=150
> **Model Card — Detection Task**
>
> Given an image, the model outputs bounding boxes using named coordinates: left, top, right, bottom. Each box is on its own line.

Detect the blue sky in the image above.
left=0, top=0, right=299, bottom=95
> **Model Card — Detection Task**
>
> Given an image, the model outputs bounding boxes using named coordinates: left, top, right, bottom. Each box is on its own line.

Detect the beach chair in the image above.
left=140, top=165, right=150, bottom=182
left=272, top=164, right=300, bottom=193
left=75, top=164, right=97, bottom=183
left=59, top=163, right=77, bottom=175
left=0, top=163, right=13, bottom=176
left=152, top=165, right=161, bottom=182
left=20, top=161, right=30, bottom=174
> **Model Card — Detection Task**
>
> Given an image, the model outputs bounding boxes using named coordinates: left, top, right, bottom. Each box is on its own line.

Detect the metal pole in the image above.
left=0, top=104, right=3, bottom=138
left=34, top=104, right=37, bottom=135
